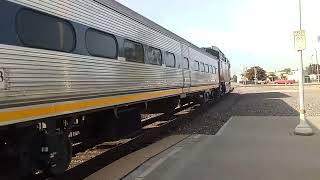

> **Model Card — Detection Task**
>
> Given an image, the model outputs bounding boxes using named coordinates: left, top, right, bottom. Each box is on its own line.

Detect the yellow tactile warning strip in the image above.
left=0, top=85, right=214, bottom=125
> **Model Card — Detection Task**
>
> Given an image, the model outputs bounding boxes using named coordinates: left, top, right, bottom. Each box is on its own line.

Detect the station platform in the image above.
left=87, top=116, right=320, bottom=180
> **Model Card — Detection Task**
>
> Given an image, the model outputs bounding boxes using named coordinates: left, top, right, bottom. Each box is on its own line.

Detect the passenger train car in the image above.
left=0, top=0, right=231, bottom=175
left=204, top=46, right=232, bottom=94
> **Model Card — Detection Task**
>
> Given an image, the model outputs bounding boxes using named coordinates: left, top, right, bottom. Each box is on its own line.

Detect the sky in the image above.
left=115, top=0, right=320, bottom=74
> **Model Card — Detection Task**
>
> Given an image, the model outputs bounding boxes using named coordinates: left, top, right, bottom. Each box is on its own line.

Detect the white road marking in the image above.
left=135, top=146, right=183, bottom=179
left=264, top=90, right=298, bottom=93
left=216, top=117, right=233, bottom=136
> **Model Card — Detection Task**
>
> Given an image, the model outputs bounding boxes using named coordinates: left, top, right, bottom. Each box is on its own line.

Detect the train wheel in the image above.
left=193, top=93, right=208, bottom=104
left=204, top=92, right=210, bottom=103
left=114, top=107, right=142, bottom=138
left=212, top=89, right=220, bottom=101
left=165, top=98, right=179, bottom=119
left=43, top=132, right=72, bottom=176
left=17, top=128, right=72, bottom=176
left=18, top=130, right=43, bottom=176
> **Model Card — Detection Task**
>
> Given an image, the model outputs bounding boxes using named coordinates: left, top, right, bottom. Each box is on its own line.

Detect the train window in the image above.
left=194, top=60, right=200, bottom=71
left=209, top=65, right=214, bottom=74
left=86, top=28, right=117, bottom=59
left=165, top=52, right=175, bottom=67
left=183, top=57, right=189, bottom=69
left=205, top=64, right=209, bottom=73
left=214, top=67, right=217, bottom=74
left=146, top=46, right=162, bottom=65
left=16, top=9, right=75, bottom=52
left=124, top=39, right=144, bottom=63
left=200, top=62, right=205, bottom=72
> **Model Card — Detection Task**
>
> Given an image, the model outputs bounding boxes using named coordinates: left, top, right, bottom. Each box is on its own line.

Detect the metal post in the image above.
left=254, top=67, right=257, bottom=85
left=242, top=67, right=245, bottom=85
left=315, top=48, right=319, bottom=83
left=310, top=55, right=314, bottom=75
left=294, top=0, right=313, bottom=136
left=244, top=67, right=247, bottom=85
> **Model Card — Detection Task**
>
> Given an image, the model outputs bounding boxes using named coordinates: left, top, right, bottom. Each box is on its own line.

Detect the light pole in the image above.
left=294, top=0, right=313, bottom=136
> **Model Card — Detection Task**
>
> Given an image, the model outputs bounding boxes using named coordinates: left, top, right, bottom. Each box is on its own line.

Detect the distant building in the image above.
left=309, top=74, right=318, bottom=81
left=265, top=69, right=301, bottom=82
left=235, top=74, right=244, bottom=83
left=265, top=72, right=278, bottom=82
left=287, top=69, right=299, bottom=82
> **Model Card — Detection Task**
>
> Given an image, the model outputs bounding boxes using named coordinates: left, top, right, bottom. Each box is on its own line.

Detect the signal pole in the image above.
left=294, top=0, right=313, bottom=136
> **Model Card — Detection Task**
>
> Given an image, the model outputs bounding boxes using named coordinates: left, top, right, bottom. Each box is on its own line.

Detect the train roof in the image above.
left=210, top=46, right=221, bottom=52
left=209, top=46, right=225, bottom=56
left=96, top=0, right=211, bottom=56
left=203, top=46, right=230, bottom=64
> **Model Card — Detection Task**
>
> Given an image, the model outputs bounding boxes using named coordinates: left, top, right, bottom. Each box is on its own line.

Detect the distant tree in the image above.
left=280, top=68, right=291, bottom=74
left=245, top=66, right=267, bottom=81
left=306, top=64, right=320, bottom=75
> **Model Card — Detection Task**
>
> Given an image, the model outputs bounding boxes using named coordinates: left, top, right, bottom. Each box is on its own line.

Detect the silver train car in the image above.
left=204, top=46, right=232, bottom=93
left=0, top=0, right=231, bottom=175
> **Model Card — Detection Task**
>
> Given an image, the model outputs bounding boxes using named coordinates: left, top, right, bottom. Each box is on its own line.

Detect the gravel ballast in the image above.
left=173, top=85, right=320, bottom=135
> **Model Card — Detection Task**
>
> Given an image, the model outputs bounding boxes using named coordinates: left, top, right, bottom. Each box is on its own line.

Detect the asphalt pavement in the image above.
left=124, top=116, right=320, bottom=180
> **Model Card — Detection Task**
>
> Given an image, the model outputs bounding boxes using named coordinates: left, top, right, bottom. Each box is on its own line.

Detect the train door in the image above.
left=181, top=44, right=191, bottom=93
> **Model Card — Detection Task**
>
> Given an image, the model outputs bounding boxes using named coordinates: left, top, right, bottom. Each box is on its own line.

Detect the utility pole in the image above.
left=294, top=0, right=313, bottom=136
left=242, top=67, right=245, bottom=85
left=315, top=48, right=319, bottom=83
left=310, top=54, right=314, bottom=75
left=243, top=67, right=247, bottom=85
left=254, top=67, right=257, bottom=85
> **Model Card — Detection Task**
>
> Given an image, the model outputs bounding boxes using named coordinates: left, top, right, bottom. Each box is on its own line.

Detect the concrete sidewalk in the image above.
left=124, top=116, right=320, bottom=180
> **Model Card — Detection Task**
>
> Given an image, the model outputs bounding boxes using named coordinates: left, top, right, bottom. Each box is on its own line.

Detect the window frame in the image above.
left=183, top=57, right=189, bottom=70
left=123, top=39, right=145, bottom=63
left=205, top=64, right=209, bottom=73
left=194, top=60, right=200, bottom=71
left=146, top=46, right=162, bottom=66
left=165, top=52, right=176, bottom=68
left=200, top=62, right=205, bottom=72
left=16, top=8, right=76, bottom=53
left=209, top=65, right=214, bottom=74
left=85, top=28, right=118, bottom=59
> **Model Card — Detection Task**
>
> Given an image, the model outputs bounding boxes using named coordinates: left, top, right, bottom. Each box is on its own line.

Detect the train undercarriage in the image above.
left=0, top=87, right=227, bottom=177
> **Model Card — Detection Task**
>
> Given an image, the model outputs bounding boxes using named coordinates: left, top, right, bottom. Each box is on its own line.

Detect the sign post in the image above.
left=294, top=0, right=313, bottom=136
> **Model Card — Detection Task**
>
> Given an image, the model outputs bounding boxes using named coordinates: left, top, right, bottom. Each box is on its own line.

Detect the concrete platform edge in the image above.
left=85, top=135, right=190, bottom=180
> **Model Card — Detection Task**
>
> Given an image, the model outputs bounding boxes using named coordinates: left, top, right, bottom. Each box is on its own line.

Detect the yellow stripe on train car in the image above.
left=0, top=88, right=182, bottom=124
left=0, top=85, right=214, bottom=125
